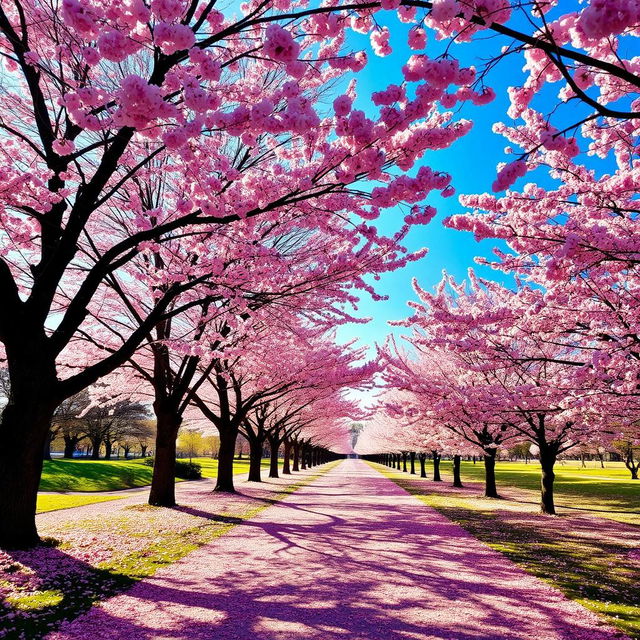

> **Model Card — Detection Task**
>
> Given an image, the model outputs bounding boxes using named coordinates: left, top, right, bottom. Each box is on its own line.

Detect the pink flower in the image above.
left=371, top=27, right=392, bottom=57
left=263, top=24, right=300, bottom=63
left=492, top=160, right=528, bottom=192
left=408, top=27, right=427, bottom=50
left=154, top=22, right=196, bottom=54
left=52, top=139, right=76, bottom=156
left=578, top=0, right=638, bottom=39
left=82, top=47, right=101, bottom=66
left=333, top=95, right=352, bottom=117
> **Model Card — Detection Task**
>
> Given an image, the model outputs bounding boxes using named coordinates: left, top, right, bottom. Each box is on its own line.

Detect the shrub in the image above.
left=142, top=458, right=202, bottom=480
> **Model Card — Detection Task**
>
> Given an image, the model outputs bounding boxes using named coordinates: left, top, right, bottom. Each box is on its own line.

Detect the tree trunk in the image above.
left=63, top=437, right=77, bottom=459
left=43, top=430, right=53, bottom=461
left=215, top=426, right=238, bottom=492
left=452, top=454, right=463, bottom=488
left=432, top=450, right=442, bottom=482
left=268, top=437, right=280, bottom=478
left=248, top=438, right=263, bottom=482
left=283, top=439, right=292, bottom=475
left=104, top=440, right=113, bottom=460
left=540, top=448, right=557, bottom=515
left=301, top=445, right=307, bottom=470
left=140, top=444, right=148, bottom=458
left=624, top=450, right=639, bottom=479
left=419, top=453, right=427, bottom=478
left=410, top=451, right=416, bottom=475
left=90, top=436, right=102, bottom=460
left=293, top=441, right=300, bottom=471
left=402, top=452, right=407, bottom=472
left=483, top=450, right=499, bottom=498
left=148, top=408, right=182, bottom=507
left=0, top=382, right=58, bottom=548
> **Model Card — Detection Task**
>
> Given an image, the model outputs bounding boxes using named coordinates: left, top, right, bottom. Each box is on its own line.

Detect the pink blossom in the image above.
left=578, top=0, right=639, bottom=39
left=492, top=160, right=528, bottom=192
left=52, top=139, right=76, bottom=156
left=371, top=27, right=392, bottom=57
left=263, top=24, right=300, bottom=63
left=408, top=27, right=427, bottom=50
left=81, top=46, right=101, bottom=66
left=154, top=22, right=196, bottom=54
left=150, top=0, right=186, bottom=22
left=333, top=95, right=352, bottom=117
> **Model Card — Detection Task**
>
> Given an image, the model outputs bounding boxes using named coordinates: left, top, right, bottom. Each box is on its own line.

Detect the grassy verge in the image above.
left=443, top=459, right=639, bottom=521
left=40, top=457, right=275, bottom=493
left=373, top=462, right=640, bottom=640
left=36, top=494, right=124, bottom=513
left=6, top=462, right=337, bottom=639
left=40, top=459, right=154, bottom=492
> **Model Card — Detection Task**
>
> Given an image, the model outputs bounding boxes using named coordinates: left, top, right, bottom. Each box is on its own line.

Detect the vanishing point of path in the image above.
left=50, top=459, right=627, bottom=640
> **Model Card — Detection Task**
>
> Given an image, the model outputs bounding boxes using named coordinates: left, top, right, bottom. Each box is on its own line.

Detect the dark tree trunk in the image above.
left=452, top=454, right=463, bottom=488
left=43, top=430, right=54, bottom=461
left=148, top=408, right=182, bottom=507
left=409, top=451, right=416, bottom=475
left=301, top=445, right=307, bottom=470
left=63, top=435, right=82, bottom=459
left=283, top=439, right=292, bottom=475
left=293, top=441, right=300, bottom=471
left=90, top=436, right=102, bottom=460
left=248, top=438, right=263, bottom=482
left=215, top=426, right=238, bottom=492
left=104, top=440, right=113, bottom=460
left=140, top=444, right=148, bottom=458
left=123, top=446, right=130, bottom=459
left=419, top=453, right=427, bottom=478
left=432, top=450, right=442, bottom=482
left=540, top=448, right=557, bottom=515
left=624, top=449, right=639, bottom=479
left=268, top=437, right=280, bottom=478
left=483, top=450, right=499, bottom=498
left=0, top=373, right=58, bottom=549
left=402, top=452, right=407, bottom=472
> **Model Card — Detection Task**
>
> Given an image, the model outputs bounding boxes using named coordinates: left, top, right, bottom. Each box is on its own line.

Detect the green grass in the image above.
left=36, top=494, right=124, bottom=513
left=37, top=457, right=278, bottom=514
left=40, top=456, right=275, bottom=493
left=40, top=458, right=154, bottom=492
left=375, top=462, right=640, bottom=640
left=192, top=456, right=276, bottom=479
left=439, top=459, right=640, bottom=522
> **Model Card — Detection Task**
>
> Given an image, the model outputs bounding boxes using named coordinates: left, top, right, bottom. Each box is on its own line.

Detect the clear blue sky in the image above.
left=336, top=13, right=525, bottom=350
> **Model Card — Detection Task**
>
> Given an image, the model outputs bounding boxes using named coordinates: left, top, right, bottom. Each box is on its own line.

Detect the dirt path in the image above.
left=49, top=459, right=627, bottom=640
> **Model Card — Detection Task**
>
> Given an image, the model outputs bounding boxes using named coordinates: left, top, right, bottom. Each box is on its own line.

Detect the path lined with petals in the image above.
left=50, top=459, right=627, bottom=640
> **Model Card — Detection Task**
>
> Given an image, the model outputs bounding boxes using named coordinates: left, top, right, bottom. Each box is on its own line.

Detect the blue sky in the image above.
left=336, top=12, right=528, bottom=351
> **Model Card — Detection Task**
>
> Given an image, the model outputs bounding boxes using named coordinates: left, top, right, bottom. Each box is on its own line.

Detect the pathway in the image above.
left=49, top=459, right=627, bottom=640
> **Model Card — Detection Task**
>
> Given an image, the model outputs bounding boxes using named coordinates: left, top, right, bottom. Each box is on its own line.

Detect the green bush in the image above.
left=142, top=458, right=202, bottom=480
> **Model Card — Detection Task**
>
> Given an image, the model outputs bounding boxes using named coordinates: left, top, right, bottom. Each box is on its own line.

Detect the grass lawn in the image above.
left=192, top=456, right=276, bottom=479
left=374, top=461, right=640, bottom=640
left=40, top=458, right=154, bottom=492
left=38, top=457, right=277, bottom=514
left=37, top=493, right=124, bottom=513
left=443, top=459, right=640, bottom=522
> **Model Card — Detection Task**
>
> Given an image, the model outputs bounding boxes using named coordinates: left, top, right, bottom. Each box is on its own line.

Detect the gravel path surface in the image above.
left=49, top=459, right=628, bottom=640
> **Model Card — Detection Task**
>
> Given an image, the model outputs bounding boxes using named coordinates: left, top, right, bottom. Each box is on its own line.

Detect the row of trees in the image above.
left=1, top=0, right=638, bottom=547
left=356, top=0, right=640, bottom=511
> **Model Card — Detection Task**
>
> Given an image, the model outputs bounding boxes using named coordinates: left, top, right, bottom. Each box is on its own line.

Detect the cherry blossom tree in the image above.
left=1, top=0, right=637, bottom=549
left=0, top=0, right=475, bottom=546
